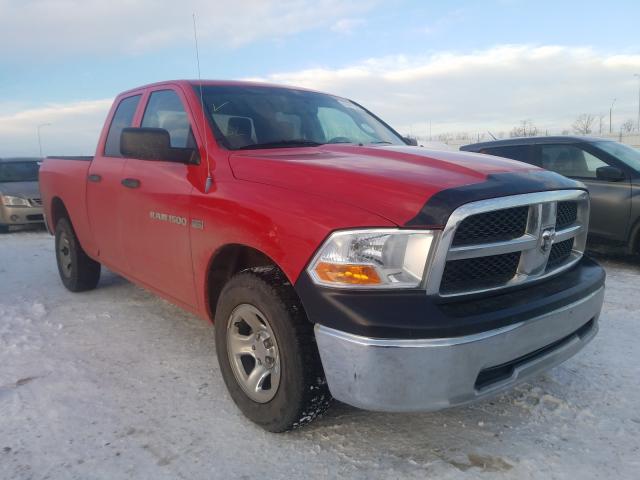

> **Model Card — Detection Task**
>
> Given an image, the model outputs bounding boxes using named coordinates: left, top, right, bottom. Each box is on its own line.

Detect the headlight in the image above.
left=1, top=195, right=31, bottom=207
left=308, top=229, right=436, bottom=289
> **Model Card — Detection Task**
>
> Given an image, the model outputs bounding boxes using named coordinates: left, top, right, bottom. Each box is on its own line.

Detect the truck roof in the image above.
left=118, top=79, right=324, bottom=97
left=461, top=135, right=613, bottom=151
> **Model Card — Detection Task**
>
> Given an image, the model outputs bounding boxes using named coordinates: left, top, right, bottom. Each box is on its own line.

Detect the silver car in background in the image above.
left=0, top=158, right=44, bottom=232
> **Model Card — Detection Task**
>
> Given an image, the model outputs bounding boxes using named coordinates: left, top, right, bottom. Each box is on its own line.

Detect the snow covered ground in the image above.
left=1, top=229, right=639, bottom=479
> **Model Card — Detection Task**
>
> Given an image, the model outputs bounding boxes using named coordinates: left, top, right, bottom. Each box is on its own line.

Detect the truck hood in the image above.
left=0, top=181, right=41, bottom=198
left=229, top=145, right=543, bottom=227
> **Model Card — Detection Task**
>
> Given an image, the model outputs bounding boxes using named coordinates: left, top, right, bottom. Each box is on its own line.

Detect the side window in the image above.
left=104, top=95, right=141, bottom=157
left=274, top=111, right=302, bottom=139
left=209, top=114, right=256, bottom=149
left=481, top=146, right=531, bottom=164
left=141, top=90, right=196, bottom=148
left=540, top=145, right=608, bottom=179
left=317, top=107, right=376, bottom=143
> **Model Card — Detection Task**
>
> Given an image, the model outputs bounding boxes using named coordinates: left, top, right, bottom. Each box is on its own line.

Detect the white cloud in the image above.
left=256, top=45, right=640, bottom=137
left=0, top=99, right=111, bottom=156
left=0, top=0, right=375, bottom=58
left=3, top=44, right=640, bottom=156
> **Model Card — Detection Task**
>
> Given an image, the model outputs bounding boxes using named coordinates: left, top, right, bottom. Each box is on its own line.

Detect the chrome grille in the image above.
left=426, top=190, right=589, bottom=297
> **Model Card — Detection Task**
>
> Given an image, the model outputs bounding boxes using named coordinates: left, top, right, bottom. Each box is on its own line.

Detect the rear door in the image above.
left=535, top=143, right=632, bottom=241
left=87, top=93, right=142, bottom=270
left=120, top=88, right=199, bottom=307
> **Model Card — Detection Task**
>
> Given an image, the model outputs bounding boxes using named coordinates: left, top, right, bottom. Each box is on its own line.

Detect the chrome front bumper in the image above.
left=315, top=286, right=604, bottom=412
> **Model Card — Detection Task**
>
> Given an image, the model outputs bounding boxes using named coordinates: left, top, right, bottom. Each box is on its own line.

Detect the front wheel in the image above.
left=55, top=217, right=101, bottom=292
left=214, top=268, right=332, bottom=432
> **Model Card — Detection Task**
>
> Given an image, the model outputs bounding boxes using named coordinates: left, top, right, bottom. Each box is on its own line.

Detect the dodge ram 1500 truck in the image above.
left=39, top=80, right=605, bottom=432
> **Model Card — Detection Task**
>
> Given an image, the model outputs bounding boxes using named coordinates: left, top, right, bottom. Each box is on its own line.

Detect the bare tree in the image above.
left=436, top=132, right=454, bottom=143
left=572, top=114, right=596, bottom=135
left=621, top=119, right=635, bottom=134
left=510, top=119, right=538, bottom=138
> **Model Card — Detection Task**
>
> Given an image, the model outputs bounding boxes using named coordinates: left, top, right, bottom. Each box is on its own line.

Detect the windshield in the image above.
left=593, top=141, right=640, bottom=172
left=194, top=85, right=405, bottom=150
left=0, top=162, right=40, bottom=182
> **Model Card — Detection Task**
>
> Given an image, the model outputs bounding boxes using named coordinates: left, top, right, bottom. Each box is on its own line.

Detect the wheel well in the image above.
left=50, top=197, right=70, bottom=230
left=206, top=244, right=285, bottom=321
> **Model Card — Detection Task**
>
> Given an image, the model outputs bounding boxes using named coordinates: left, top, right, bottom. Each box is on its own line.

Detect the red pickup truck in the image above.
left=39, top=80, right=605, bottom=432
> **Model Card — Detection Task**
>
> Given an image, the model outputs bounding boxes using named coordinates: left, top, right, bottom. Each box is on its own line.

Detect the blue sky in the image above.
left=1, top=0, right=640, bottom=155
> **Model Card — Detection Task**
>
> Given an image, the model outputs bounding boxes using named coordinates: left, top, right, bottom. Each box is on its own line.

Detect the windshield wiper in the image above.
left=369, top=141, right=393, bottom=145
left=236, top=139, right=324, bottom=150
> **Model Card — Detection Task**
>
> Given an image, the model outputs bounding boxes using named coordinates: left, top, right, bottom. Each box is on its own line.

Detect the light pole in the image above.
left=37, top=123, right=51, bottom=158
left=609, top=98, right=616, bottom=134
left=635, top=74, right=640, bottom=132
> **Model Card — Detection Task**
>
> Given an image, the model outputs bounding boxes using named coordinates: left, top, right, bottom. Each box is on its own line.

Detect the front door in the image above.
left=120, top=88, right=198, bottom=307
left=86, top=93, right=142, bottom=271
left=537, top=143, right=632, bottom=241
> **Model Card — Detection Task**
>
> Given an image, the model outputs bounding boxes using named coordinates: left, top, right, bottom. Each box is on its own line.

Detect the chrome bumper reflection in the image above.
left=315, top=286, right=604, bottom=412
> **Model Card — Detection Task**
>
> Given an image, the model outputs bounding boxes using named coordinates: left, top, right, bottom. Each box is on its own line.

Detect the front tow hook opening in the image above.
left=474, top=318, right=596, bottom=391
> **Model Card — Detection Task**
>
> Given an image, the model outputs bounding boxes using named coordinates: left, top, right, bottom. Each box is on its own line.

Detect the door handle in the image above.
left=121, top=178, right=141, bottom=189
left=88, top=174, right=102, bottom=183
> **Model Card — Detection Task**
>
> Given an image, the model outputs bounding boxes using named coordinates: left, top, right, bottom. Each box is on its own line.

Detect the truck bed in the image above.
left=39, top=156, right=97, bottom=255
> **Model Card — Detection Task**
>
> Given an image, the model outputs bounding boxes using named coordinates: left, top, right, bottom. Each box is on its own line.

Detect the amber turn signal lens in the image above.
left=314, top=262, right=382, bottom=285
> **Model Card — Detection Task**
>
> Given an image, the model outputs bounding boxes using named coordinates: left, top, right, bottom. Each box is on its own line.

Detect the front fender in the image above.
left=189, top=179, right=395, bottom=317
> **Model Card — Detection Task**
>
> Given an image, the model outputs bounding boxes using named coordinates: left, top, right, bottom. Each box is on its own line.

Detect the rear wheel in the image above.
left=55, top=217, right=101, bottom=292
left=214, top=268, right=332, bottom=432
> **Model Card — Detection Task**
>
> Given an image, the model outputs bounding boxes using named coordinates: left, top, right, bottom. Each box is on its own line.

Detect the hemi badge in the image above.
left=191, top=219, right=204, bottom=230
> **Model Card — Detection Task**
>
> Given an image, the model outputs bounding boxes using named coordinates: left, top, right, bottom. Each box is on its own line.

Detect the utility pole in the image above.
left=598, top=114, right=603, bottom=135
left=635, top=74, right=640, bottom=132
left=37, top=123, right=51, bottom=158
left=598, top=115, right=602, bottom=135
left=609, top=98, right=616, bottom=134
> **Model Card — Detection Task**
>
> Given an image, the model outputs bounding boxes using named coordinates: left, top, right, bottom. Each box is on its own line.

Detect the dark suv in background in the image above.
left=462, top=137, right=640, bottom=255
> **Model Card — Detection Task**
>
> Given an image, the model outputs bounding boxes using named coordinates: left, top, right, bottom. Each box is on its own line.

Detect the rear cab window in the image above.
left=141, top=90, right=197, bottom=149
left=104, top=95, right=142, bottom=157
left=317, top=107, right=377, bottom=144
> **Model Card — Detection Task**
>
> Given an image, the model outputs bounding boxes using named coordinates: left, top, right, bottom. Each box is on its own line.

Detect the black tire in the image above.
left=214, top=268, right=332, bottom=432
left=55, top=217, right=101, bottom=292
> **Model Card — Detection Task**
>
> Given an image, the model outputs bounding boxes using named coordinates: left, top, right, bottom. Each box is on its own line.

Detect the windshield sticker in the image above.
left=212, top=102, right=229, bottom=112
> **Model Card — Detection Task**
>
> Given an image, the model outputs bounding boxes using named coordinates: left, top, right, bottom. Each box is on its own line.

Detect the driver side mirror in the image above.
left=596, top=165, right=625, bottom=182
left=120, top=127, right=198, bottom=164
left=403, top=136, right=419, bottom=146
